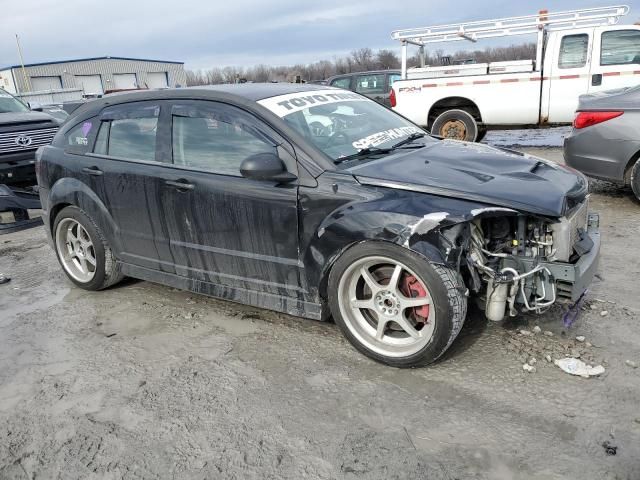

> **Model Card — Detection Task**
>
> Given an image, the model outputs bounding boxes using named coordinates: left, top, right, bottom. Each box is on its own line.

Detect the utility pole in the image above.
left=15, top=34, right=32, bottom=93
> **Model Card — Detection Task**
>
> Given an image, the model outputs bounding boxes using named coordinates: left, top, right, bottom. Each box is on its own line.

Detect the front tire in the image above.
left=53, top=206, right=123, bottom=290
left=328, top=243, right=467, bottom=367
left=431, top=109, right=478, bottom=142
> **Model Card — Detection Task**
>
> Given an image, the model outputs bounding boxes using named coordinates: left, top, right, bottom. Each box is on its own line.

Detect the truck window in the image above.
left=355, top=74, right=386, bottom=94
left=558, top=34, right=589, bottom=69
left=66, top=118, right=98, bottom=150
left=601, top=30, right=640, bottom=65
left=330, top=77, right=351, bottom=89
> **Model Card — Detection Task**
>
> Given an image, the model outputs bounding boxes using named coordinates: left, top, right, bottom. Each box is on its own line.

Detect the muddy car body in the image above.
left=36, top=84, right=600, bottom=366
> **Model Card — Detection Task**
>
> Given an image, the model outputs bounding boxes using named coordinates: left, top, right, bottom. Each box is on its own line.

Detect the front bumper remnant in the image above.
left=518, top=213, right=601, bottom=302
left=0, top=184, right=43, bottom=234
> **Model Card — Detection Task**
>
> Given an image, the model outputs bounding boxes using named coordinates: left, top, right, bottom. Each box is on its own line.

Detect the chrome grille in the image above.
left=0, top=127, right=58, bottom=154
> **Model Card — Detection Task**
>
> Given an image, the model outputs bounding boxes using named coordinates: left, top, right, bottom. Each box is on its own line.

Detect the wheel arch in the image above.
left=48, top=177, right=121, bottom=254
left=427, top=96, right=482, bottom=129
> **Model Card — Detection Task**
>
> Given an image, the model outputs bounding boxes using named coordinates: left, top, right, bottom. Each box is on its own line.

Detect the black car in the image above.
left=1, top=88, right=59, bottom=186
left=326, top=70, right=401, bottom=107
left=37, top=84, right=600, bottom=367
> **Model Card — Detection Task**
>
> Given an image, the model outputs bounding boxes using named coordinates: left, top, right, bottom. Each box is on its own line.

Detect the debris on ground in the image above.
left=625, top=360, right=638, bottom=369
left=523, top=364, right=536, bottom=373
left=543, top=330, right=553, bottom=337
left=554, top=358, right=605, bottom=378
left=576, top=335, right=586, bottom=343
left=602, top=441, right=617, bottom=456
left=600, top=311, right=609, bottom=317
left=545, top=355, right=552, bottom=363
left=528, top=357, right=537, bottom=366
left=519, top=329, right=532, bottom=336
left=532, top=326, right=542, bottom=334
left=0, top=273, right=9, bottom=285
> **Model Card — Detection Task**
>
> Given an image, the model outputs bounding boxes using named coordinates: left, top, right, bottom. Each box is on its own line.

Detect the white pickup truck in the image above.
left=390, top=5, right=640, bottom=141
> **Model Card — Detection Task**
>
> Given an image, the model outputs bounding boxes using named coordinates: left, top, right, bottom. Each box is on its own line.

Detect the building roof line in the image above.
left=0, top=56, right=184, bottom=70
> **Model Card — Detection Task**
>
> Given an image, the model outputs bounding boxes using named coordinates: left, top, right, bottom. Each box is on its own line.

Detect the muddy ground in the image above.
left=0, top=144, right=639, bottom=479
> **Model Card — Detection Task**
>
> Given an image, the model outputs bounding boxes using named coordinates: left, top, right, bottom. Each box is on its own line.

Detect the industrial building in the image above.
left=0, top=56, right=187, bottom=98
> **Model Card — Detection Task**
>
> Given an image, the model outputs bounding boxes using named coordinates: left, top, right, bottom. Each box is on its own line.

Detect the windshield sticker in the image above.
left=258, top=89, right=368, bottom=117
left=352, top=126, right=422, bottom=150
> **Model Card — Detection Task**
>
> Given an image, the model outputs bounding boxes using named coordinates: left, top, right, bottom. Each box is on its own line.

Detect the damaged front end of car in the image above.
left=407, top=200, right=601, bottom=322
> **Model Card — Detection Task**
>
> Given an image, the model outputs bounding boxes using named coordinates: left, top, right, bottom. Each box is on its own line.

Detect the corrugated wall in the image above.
left=12, top=58, right=187, bottom=93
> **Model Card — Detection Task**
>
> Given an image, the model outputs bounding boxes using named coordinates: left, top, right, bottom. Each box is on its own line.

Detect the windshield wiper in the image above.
left=334, top=146, right=393, bottom=165
left=391, top=132, right=426, bottom=149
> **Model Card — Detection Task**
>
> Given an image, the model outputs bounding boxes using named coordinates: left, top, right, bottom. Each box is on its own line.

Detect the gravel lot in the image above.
left=1, top=143, right=639, bottom=479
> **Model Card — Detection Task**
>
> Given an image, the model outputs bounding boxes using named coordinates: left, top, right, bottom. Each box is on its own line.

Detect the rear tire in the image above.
left=328, top=242, right=467, bottom=367
left=476, top=127, right=488, bottom=143
left=630, top=159, right=640, bottom=202
left=431, top=109, right=478, bottom=142
left=53, top=206, right=123, bottom=290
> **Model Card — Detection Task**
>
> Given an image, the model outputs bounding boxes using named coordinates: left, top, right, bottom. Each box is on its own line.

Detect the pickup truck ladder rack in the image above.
left=392, top=5, right=630, bottom=78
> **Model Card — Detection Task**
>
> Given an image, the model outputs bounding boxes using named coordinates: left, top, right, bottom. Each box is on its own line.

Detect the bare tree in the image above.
left=184, top=42, right=539, bottom=85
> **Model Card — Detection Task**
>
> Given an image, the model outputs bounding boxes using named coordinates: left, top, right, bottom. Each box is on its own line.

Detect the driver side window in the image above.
left=171, top=103, right=276, bottom=177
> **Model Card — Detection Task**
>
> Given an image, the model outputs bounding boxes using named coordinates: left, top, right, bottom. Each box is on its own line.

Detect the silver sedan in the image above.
left=564, top=85, right=640, bottom=201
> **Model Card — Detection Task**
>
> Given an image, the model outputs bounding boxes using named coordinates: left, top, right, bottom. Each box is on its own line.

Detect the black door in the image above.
left=160, top=100, right=301, bottom=294
left=86, top=101, right=174, bottom=272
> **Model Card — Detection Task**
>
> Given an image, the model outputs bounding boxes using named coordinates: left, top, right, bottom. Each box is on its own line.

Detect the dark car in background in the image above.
left=37, top=84, right=599, bottom=367
left=564, top=85, right=640, bottom=202
left=0, top=88, right=59, bottom=187
left=326, top=70, right=400, bottom=107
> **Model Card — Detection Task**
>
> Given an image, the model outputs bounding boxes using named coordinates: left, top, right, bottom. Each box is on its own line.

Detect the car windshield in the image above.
left=258, top=89, right=431, bottom=162
left=0, top=89, right=29, bottom=113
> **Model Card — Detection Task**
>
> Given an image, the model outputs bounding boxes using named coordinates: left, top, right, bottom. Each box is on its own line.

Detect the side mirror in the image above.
left=240, top=152, right=297, bottom=183
left=28, top=102, right=43, bottom=111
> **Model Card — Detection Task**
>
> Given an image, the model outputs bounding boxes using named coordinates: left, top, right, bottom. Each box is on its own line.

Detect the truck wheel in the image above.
left=431, top=109, right=478, bottom=142
left=53, top=206, right=124, bottom=290
left=476, top=127, right=488, bottom=143
left=328, top=242, right=467, bottom=367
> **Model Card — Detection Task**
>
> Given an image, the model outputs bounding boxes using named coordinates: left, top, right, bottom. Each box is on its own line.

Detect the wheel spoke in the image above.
left=360, top=266, right=382, bottom=293
left=399, top=295, right=430, bottom=309
left=351, top=298, right=374, bottom=310
left=376, top=317, right=389, bottom=341
left=85, top=252, right=97, bottom=267
left=66, top=226, right=77, bottom=244
left=79, top=256, right=89, bottom=274
left=392, top=315, right=420, bottom=339
left=388, top=264, right=403, bottom=291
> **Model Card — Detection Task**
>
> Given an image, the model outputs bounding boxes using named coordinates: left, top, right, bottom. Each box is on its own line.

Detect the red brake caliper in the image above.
left=401, top=275, right=430, bottom=322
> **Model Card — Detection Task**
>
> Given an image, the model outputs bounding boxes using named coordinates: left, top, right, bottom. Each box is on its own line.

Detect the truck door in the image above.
left=588, top=26, right=640, bottom=93
left=546, top=29, right=593, bottom=123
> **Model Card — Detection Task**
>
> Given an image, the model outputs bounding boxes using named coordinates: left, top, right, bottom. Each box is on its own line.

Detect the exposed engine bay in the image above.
left=459, top=200, right=597, bottom=322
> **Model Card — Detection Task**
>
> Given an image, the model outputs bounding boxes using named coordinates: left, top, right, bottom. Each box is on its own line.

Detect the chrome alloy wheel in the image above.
left=337, top=256, right=436, bottom=357
left=55, top=218, right=97, bottom=283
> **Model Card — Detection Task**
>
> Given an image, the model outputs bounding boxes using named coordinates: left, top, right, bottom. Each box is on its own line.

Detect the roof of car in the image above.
left=70, top=83, right=342, bottom=115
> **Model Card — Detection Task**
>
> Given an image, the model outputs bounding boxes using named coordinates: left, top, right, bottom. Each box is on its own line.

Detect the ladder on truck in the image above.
left=392, top=5, right=630, bottom=79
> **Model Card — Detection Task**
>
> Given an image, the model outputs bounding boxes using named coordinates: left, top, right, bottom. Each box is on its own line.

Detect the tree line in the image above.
left=185, top=43, right=537, bottom=86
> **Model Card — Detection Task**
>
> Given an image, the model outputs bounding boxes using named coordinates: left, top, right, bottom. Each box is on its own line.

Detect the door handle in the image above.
left=592, top=74, right=602, bottom=86
left=82, top=166, right=103, bottom=176
left=164, top=179, right=194, bottom=191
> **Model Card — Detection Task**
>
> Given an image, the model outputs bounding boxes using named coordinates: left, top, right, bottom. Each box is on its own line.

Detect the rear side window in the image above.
left=355, top=74, right=386, bottom=94
left=601, top=30, right=640, bottom=65
left=65, top=118, right=98, bottom=152
left=330, top=77, right=351, bottom=89
left=388, top=74, right=401, bottom=87
left=172, top=104, right=276, bottom=176
left=559, top=34, right=589, bottom=69
left=93, top=104, right=159, bottom=162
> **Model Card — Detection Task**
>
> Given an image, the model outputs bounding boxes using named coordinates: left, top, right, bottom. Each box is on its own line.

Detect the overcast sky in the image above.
left=3, top=0, right=640, bottom=70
